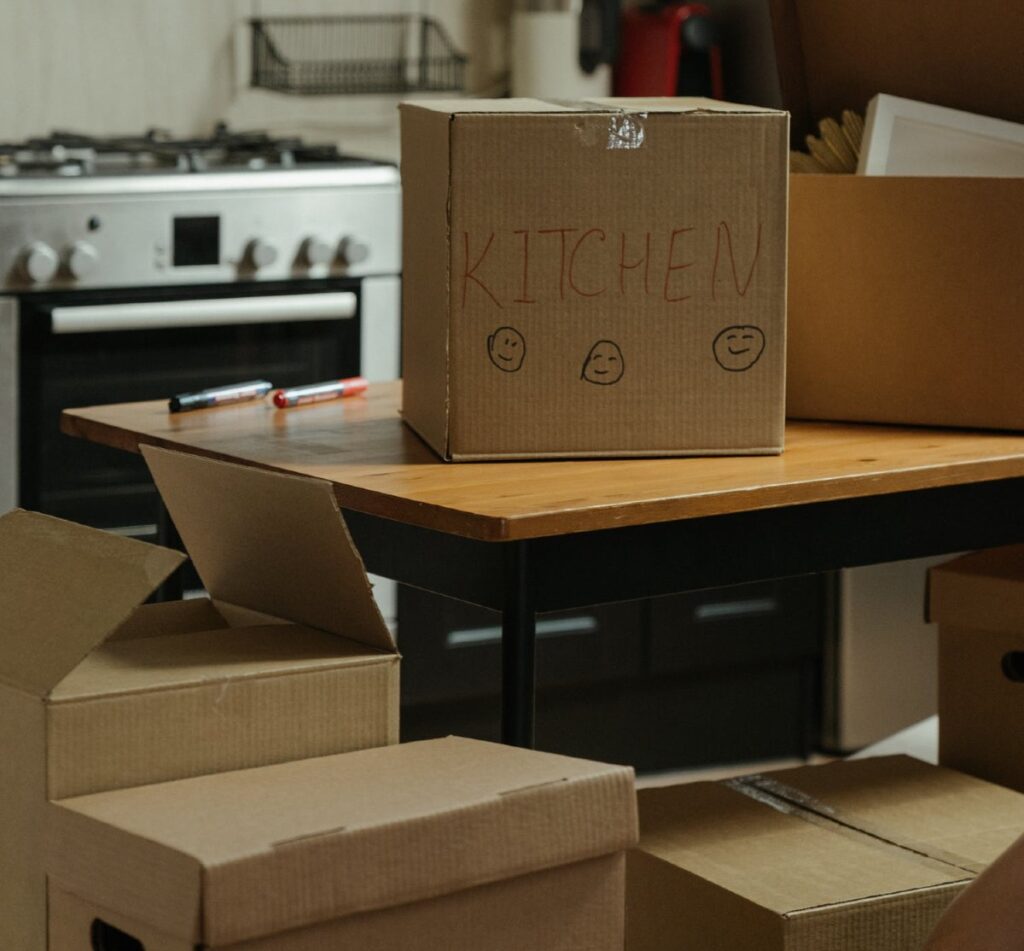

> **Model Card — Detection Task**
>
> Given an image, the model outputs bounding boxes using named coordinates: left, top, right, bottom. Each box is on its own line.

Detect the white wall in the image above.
left=0, top=0, right=778, bottom=158
left=0, top=0, right=510, bottom=157
left=0, top=0, right=239, bottom=140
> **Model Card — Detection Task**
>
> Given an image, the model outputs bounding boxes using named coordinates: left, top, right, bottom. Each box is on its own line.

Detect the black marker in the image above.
left=168, top=380, right=273, bottom=413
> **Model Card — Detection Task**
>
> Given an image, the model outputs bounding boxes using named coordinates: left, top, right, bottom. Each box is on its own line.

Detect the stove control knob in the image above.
left=338, top=236, right=370, bottom=266
left=244, top=238, right=278, bottom=270
left=21, top=242, right=59, bottom=283
left=66, top=241, right=100, bottom=280
left=300, top=237, right=333, bottom=268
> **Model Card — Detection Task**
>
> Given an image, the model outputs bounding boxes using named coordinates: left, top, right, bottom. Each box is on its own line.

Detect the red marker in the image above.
left=272, top=376, right=368, bottom=408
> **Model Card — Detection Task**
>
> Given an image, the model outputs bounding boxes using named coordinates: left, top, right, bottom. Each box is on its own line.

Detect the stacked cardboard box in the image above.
left=0, top=447, right=401, bottom=950
left=3, top=446, right=640, bottom=951
left=46, top=737, right=638, bottom=950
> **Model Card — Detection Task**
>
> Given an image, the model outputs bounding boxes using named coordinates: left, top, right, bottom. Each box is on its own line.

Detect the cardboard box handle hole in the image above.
left=90, top=919, right=144, bottom=951
left=1001, top=652, right=1024, bottom=683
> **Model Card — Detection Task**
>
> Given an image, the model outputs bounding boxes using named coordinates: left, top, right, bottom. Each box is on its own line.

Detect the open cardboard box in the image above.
left=771, top=0, right=1024, bottom=430
left=46, top=737, right=638, bottom=951
left=0, top=446, right=398, bottom=951
left=626, top=755, right=1024, bottom=951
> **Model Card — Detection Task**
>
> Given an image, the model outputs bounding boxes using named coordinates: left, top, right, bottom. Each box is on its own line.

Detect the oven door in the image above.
left=12, top=279, right=361, bottom=539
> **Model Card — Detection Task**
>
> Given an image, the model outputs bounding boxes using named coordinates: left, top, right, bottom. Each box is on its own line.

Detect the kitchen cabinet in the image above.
left=398, top=575, right=828, bottom=771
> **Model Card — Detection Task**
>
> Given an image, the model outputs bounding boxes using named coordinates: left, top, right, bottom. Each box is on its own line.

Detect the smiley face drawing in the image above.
left=712, top=325, right=766, bottom=372
left=487, top=326, right=526, bottom=372
left=580, top=339, right=625, bottom=385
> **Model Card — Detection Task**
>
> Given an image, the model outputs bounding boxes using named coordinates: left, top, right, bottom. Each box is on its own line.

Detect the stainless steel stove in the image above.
left=0, top=125, right=400, bottom=292
left=0, top=125, right=401, bottom=546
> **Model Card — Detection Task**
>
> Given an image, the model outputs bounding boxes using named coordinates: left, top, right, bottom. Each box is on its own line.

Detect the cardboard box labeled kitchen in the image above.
left=0, top=446, right=398, bottom=951
left=46, top=736, right=638, bottom=950
left=773, top=0, right=1024, bottom=430
left=400, top=97, right=789, bottom=460
left=929, top=545, right=1024, bottom=792
left=626, top=756, right=1024, bottom=951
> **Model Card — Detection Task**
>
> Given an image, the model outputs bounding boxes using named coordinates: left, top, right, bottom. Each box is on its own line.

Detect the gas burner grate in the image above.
left=0, top=124, right=358, bottom=176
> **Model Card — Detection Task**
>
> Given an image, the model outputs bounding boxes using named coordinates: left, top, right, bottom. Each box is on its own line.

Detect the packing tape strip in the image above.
left=725, top=774, right=984, bottom=877
left=540, top=99, right=647, bottom=151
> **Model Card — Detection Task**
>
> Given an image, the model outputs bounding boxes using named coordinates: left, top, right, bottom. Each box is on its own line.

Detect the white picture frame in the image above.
left=858, top=93, right=1024, bottom=176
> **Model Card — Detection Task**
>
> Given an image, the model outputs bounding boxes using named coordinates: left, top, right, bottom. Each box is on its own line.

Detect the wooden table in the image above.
left=62, top=381, right=1024, bottom=746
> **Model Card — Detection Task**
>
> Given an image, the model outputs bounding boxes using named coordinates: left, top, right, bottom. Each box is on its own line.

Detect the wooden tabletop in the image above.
left=61, top=380, right=1024, bottom=541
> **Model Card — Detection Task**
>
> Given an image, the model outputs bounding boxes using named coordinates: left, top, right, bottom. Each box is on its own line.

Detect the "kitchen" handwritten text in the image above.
left=459, top=222, right=762, bottom=310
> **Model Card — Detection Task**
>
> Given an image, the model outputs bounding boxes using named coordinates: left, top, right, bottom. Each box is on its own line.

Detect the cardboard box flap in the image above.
left=50, top=623, right=382, bottom=702
left=0, top=509, right=184, bottom=696
left=762, top=755, right=1024, bottom=869
left=47, top=737, right=637, bottom=946
left=404, top=96, right=781, bottom=116
left=770, top=0, right=1024, bottom=142
left=639, top=777, right=966, bottom=916
left=928, top=546, right=1024, bottom=631
left=583, top=97, right=782, bottom=115
left=635, top=756, right=1022, bottom=916
left=142, top=446, right=394, bottom=654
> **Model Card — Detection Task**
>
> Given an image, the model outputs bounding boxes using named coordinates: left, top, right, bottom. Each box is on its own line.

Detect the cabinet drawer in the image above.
left=649, top=576, right=826, bottom=674
left=401, top=665, right=819, bottom=769
left=397, top=587, right=646, bottom=705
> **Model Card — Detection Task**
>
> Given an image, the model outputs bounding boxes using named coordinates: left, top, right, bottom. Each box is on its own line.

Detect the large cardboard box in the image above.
left=0, top=447, right=399, bottom=951
left=400, top=97, right=789, bottom=460
left=929, top=545, right=1024, bottom=792
left=626, top=756, right=1024, bottom=950
left=772, top=0, right=1024, bottom=430
left=46, top=736, right=638, bottom=950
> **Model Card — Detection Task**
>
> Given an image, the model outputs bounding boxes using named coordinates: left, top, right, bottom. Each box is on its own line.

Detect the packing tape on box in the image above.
left=725, top=775, right=984, bottom=876
left=723, top=775, right=829, bottom=817
left=541, top=99, right=647, bottom=150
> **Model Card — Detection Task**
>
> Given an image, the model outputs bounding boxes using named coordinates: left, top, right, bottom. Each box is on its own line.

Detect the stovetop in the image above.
left=0, top=124, right=382, bottom=179
left=0, top=124, right=401, bottom=291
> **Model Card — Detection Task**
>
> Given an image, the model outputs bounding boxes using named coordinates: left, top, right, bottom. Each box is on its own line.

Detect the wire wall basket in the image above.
left=250, top=15, right=468, bottom=96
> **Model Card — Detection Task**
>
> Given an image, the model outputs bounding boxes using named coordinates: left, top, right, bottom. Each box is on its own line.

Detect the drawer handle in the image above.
left=91, top=919, right=144, bottom=951
left=447, top=616, right=599, bottom=649
left=693, top=597, right=778, bottom=622
left=1002, top=652, right=1024, bottom=683
left=51, top=292, right=357, bottom=333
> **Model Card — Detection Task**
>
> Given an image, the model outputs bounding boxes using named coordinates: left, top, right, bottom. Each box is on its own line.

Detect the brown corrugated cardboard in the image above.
left=626, top=756, right=1024, bottom=950
left=400, top=97, right=789, bottom=460
left=772, top=0, right=1024, bottom=430
left=929, top=546, right=1024, bottom=793
left=0, top=450, right=398, bottom=951
left=787, top=176, right=1024, bottom=430
left=46, top=736, right=638, bottom=950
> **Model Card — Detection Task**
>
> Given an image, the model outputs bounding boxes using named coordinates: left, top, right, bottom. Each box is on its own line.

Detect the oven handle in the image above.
left=49, top=292, right=357, bottom=334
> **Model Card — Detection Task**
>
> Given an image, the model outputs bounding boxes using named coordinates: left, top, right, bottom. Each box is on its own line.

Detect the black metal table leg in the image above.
left=501, top=540, right=537, bottom=747
left=155, top=498, right=185, bottom=602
